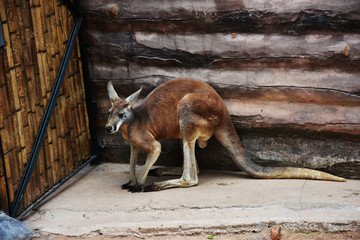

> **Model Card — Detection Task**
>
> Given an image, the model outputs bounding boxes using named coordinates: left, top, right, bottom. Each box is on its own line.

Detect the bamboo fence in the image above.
left=0, top=0, right=92, bottom=214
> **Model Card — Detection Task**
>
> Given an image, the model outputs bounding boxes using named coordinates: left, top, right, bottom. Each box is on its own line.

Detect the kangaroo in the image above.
left=105, top=78, right=345, bottom=192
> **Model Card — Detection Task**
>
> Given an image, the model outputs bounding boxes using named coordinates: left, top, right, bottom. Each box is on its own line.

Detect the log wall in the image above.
left=0, top=0, right=92, bottom=214
left=82, top=0, right=360, bottom=178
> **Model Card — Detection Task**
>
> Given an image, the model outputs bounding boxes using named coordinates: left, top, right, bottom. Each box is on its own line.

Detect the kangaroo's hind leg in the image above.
left=149, top=163, right=199, bottom=176
left=144, top=138, right=199, bottom=191
left=149, top=139, right=200, bottom=177
left=144, top=93, right=220, bottom=191
left=148, top=167, right=183, bottom=176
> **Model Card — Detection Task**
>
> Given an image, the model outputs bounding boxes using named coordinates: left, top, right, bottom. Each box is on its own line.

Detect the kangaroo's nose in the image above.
left=106, top=126, right=114, bottom=133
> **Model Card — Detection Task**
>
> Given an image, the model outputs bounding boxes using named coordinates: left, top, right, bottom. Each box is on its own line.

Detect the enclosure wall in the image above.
left=82, top=0, right=360, bottom=178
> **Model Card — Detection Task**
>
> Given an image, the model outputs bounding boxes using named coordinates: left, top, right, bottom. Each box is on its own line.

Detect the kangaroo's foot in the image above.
left=148, top=167, right=183, bottom=176
left=122, top=181, right=144, bottom=192
left=121, top=181, right=136, bottom=190
left=127, top=184, right=144, bottom=193
left=144, top=177, right=198, bottom=191
left=143, top=184, right=159, bottom=192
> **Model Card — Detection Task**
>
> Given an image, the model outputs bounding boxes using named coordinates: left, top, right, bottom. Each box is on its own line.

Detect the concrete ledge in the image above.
left=23, top=163, right=360, bottom=238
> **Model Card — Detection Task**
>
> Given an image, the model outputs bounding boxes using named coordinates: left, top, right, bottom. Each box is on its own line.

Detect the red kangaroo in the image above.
left=105, top=79, right=345, bottom=192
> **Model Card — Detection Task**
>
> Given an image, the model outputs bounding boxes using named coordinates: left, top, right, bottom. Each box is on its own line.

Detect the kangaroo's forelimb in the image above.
left=121, top=145, right=140, bottom=190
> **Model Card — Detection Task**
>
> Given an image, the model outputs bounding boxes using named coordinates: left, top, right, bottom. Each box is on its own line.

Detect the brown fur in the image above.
left=106, top=79, right=345, bottom=192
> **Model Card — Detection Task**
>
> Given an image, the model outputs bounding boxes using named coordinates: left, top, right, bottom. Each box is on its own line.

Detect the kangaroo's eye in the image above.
left=118, top=113, right=124, bottom=118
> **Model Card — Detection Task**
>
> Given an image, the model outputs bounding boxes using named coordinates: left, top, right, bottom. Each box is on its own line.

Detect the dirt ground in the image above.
left=33, top=229, right=360, bottom=240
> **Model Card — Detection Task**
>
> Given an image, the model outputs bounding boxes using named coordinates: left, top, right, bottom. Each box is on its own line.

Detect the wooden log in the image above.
left=81, top=0, right=360, bottom=33
left=86, top=31, right=360, bottom=81
left=93, top=79, right=360, bottom=109
left=133, top=32, right=358, bottom=59
left=225, top=99, right=360, bottom=135
left=87, top=31, right=360, bottom=66
left=90, top=63, right=360, bottom=95
left=44, top=0, right=61, bottom=188
left=82, top=0, right=360, bottom=20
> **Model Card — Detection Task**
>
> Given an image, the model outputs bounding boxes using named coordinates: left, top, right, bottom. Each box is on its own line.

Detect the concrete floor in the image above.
left=23, top=163, right=360, bottom=238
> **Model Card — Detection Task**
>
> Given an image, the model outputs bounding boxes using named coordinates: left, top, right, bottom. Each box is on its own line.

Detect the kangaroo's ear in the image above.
left=107, top=81, right=120, bottom=103
left=125, top=86, right=143, bottom=108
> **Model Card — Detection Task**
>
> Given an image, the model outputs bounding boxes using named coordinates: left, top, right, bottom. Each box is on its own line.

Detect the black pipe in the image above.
left=10, top=15, right=83, bottom=218
left=0, top=16, right=4, bottom=48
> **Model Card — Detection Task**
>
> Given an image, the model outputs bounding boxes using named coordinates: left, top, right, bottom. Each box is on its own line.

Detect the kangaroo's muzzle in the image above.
left=105, top=125, right=114, bottom=133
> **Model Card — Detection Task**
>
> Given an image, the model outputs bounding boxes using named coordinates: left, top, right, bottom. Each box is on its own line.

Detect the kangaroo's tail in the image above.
left=215, top=115, right=346, bottom=182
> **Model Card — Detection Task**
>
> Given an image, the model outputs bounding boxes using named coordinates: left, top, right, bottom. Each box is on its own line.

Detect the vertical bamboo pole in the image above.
left=77, top=37, right=91, bottom=161
left=54, top=0, right=66, bottom=179
left=62, top=3, right=72, bottom=175
left=52, top=0, right=66, bottom=184
left=47, top=0, right=59, bottom=186
left=36, top=0, right=48, bottom=200
left=40, top=0, right=59, bottom=195
left=70, top=4, right=81, bottom=170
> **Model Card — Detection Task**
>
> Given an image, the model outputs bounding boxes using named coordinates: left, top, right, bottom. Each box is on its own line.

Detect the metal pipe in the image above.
left=0, top=14, right=4, bottom=48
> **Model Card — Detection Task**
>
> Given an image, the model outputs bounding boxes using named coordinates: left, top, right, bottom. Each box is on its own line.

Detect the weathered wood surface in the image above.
left=82, top=0, right=360, bottom=178
left=82, top=0, right=360, bottom=33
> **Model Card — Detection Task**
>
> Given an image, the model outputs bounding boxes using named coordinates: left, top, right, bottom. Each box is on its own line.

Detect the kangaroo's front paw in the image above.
left=128, top=184, right=144, bottom=193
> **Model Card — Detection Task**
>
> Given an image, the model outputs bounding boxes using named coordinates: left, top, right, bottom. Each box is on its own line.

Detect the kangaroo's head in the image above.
left=105, top=81, right=142, bottom=134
